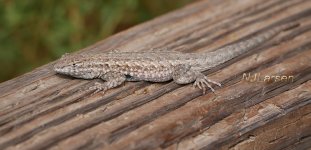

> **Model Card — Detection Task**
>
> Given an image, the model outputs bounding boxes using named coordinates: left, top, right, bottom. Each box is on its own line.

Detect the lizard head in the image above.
left=53, top=53, right=98, bottom=79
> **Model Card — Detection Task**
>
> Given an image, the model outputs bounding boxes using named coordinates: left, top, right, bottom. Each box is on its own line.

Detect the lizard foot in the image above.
left=193, top=76, right=221, bottom=94
left=88, top=82, right=108, bottom=95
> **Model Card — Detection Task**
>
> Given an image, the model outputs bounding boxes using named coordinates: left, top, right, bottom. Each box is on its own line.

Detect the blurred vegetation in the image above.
left=0, top=0, right=193, bottom=82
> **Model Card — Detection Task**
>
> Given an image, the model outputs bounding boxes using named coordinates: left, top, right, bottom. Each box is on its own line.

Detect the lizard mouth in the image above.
left=53, top=68, right=64, bottom=74
left=53, top=63, right=67, bottom=74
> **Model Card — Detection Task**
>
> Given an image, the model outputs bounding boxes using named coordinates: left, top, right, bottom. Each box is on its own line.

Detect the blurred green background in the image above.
left=0, top=0, right=193, bottom=83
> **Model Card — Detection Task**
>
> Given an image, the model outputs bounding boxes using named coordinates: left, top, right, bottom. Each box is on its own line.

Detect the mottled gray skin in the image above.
left=54, top=22, right=298, bottom=94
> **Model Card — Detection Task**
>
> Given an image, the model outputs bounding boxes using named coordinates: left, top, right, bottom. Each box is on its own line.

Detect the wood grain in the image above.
left=0, top=0, right=310, bottom=149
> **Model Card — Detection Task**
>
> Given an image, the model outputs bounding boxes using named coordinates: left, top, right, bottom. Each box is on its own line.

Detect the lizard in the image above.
left=54, top=22, right=299, bottom=94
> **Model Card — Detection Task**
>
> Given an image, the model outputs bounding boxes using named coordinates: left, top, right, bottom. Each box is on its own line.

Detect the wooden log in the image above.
left=0, top=0, right=310, bottom=149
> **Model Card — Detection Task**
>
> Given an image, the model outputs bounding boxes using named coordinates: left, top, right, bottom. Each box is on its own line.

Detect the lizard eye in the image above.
left=73, top=63, right=77, bottom=67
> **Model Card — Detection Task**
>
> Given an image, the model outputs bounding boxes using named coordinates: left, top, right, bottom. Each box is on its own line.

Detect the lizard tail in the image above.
left=203, top=22, right=300, bottom=68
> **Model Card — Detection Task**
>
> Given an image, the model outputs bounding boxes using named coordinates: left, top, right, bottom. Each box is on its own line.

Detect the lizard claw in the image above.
left=204, top=76, right=222, bottom=87
left=193, top=76, right=221, bottom=94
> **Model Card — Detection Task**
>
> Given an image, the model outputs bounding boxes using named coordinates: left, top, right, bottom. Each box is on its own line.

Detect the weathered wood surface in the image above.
left=0, top=0, right=311, bottom=149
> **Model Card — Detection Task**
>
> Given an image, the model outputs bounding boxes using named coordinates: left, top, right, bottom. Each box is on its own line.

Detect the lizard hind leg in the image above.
left=172, top=64, right=221, bottom=94
left=89, top=72, right=126, bottom=94
left=173, top=64, right=197, bottom=84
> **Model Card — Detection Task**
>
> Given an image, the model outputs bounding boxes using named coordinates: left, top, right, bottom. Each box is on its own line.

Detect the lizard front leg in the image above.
left=172, top=64, right=221, bottom=94
left=89, top=72, right=126, bottom=94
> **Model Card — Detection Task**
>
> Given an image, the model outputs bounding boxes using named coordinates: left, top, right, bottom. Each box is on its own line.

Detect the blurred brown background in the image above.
left=0, top=0, right=193, bottom=82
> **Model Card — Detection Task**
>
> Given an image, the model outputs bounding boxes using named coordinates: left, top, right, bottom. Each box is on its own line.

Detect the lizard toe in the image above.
left=193, top=76, right=218, bottom=94
left=204, top=76, right=221, bottom=87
